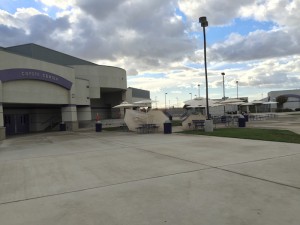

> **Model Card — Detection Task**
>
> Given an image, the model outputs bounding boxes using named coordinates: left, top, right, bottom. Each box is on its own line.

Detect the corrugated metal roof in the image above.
left=4, top=43, right=96, bottom=66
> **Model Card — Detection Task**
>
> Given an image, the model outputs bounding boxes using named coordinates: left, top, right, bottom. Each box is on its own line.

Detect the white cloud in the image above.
left=178, top=0, right=253, bottom=25
left=209, top=28, right=300, bottom=62
left=37, top=0, right=75, bottom=9
left=208, top=56, right=300, bottom=91
left=239, top=0, right=300, bottom=28
left=0, top=0, right=300, bottom=105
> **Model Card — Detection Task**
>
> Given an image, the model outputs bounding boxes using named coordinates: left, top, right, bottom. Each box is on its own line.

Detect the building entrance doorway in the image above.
left=4, top=114, right=30, bottom=135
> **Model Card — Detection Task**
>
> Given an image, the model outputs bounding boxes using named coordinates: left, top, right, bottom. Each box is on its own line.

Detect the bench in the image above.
left=120, top=123, right=129, bottom=131
left=192, top=120, right=205, bottom=130
left=136, top=126, right=145, bottom=134
left=136, top=124, right=159, bottom=134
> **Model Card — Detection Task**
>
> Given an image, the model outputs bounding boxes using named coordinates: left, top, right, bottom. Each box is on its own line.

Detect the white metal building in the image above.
left=268, top=89, right=300, bottom=110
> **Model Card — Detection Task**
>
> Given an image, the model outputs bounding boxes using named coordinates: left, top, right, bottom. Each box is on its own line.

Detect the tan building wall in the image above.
left=0, top=43, right=154, bottom=139
left=71, top=65, right=127, bottom=99
left=0, top=47, right=129, bottom=139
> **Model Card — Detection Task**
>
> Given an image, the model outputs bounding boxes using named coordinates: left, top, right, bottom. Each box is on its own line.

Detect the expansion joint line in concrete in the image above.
left=0, top=167, right=211, bottom=206
left=133, top=147, right=300, bottom=191
left=216, top=152, right=300, bottom=167
left=2, top=136, right=300, bottom=206
left=215, top=167, right=300, bottom=191
left=79, top=132, right=184, bottom=148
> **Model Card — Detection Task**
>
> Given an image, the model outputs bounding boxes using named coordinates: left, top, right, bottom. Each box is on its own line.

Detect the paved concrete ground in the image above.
left=0, top=122, right=300, bottom=224
left=246, top=113, right=300, bottom=134
left=209, top=112, right=300, bottom=134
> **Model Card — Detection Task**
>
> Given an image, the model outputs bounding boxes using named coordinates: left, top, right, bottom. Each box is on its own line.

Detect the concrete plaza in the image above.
left=0, top=123, right=300, bottom=224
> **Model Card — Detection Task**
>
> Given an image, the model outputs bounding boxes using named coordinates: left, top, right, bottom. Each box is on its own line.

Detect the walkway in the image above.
left=0, top=127, right=300, bottom=224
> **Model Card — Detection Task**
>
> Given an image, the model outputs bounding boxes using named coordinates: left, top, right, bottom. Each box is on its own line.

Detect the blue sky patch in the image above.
left=207, top=18, right=276, bottom=44
left=0, top=0, right=41, bottom=13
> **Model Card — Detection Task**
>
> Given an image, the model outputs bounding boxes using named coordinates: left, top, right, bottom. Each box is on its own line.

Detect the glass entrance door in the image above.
left=4, top=114, right=29, bottom=135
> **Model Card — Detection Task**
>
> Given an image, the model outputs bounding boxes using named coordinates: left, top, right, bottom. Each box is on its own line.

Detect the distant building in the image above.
left=126, top=87, right=150, bottom=104
left=268, top=89, right=300, bottom=110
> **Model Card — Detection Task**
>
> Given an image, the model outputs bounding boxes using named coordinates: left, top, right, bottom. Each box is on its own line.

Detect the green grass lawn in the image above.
left=179, top=128, right=300, bottom=144
left=171, top=120, right=182, bottom=126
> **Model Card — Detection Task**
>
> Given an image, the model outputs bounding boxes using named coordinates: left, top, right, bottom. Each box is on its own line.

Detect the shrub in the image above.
left=295, top=108, right=300, bottom=111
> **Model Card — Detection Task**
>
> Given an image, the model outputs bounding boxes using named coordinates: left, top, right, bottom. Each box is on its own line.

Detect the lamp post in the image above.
left=165, top=93, right=167, bottom=109
left=199, top=16, right=210, bottom=119
left=221, top=72, right=225, bottom=100
left=221, top=73, right=226, bottom=114
left=236, top=81, right=239, bottom=99
left=198, top=84, right=200, bottom=98
left=236, top=80, right=239, bottom=113
left=189, top=92, right=192, bottom=100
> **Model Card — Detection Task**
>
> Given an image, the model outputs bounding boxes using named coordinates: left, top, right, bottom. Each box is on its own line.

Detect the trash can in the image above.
left=59, top=122, right=66, bottom=131
left=238, top=118, right=246, bottom=127
left=169, top=115, right=173, bottom=121
left=95, top=122, right=102, bottom=132
left=164, top=121, right=172, bottom=134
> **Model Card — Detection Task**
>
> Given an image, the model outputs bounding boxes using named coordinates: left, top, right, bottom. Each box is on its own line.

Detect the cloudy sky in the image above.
left=1, top=0, right=300, bottom=107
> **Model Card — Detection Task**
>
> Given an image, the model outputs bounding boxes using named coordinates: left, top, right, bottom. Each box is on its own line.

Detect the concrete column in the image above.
left=77, top=106, right=92, bottom=128
left=120, top=108, right=125, bottom=118
left=0, top=81, right=2, bottom=126
left=0, top=104, right=3, bottom=127
left=0, top=104, right=5, bottom=140
left=0, top=80, right=5, bottom=140
left=61, top=105, right=78, bottom=131
left=204, top=119, right=214, bottom=132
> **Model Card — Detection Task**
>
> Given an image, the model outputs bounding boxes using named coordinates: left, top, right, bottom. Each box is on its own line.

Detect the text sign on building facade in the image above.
left=0, top=68, right=72, bottom=90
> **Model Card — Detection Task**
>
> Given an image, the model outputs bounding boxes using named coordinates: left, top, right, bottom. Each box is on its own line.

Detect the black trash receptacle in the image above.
left=238, top=118, right=246, bottom=127
left=244, top=115, right=249, bottom=122
left=169, top=115, right=173, bottom=121
left=164, top=122, right=172, bottom=134
left=60, top=123, right=66, bottom=131
left=95, top=122, right=102, bottom=132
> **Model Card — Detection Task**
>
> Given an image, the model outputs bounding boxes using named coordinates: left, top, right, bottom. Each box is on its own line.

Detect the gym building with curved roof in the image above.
left=0, top=43, right=143, bottom=140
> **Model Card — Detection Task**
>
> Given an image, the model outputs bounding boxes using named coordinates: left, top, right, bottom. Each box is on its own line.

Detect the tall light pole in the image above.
left=236, top=81, right=239, bottom=99
left=155, top=96, right=157, bottom=108
left=165, top=93, right=167, bottom=109
left=189, top=92, right=192, bottom=100
left=199, top=16, right=210, bottom=119
left=221, top=72, right=225, bottom=100
left=198, top=84, right=200, bottom=98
